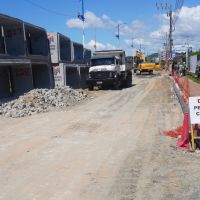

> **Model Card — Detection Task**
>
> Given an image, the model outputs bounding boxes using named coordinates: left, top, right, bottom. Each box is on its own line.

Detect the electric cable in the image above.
left=23, top=0, right=76, bottom=17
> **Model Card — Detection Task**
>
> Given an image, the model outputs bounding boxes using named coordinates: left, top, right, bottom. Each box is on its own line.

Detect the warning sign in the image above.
left=189, top=96, right=200, bottom=124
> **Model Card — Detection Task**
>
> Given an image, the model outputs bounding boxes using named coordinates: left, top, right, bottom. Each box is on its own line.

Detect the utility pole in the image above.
left=94, top=28, right=97, bottom=50
left=168, top=5, right=174, bottom=75
left=156, top=2, right=174, bottom=72
left=130, top=37, right=134, bottom=65
left=78, top=0, right=85, bottom=57
left=185, top=36, right=189, bottom=71
left=115, top=22, right=126, bottom=48
left=168, top=5, right=173, bottom=61
left=164, top=32, right=168, bottom=66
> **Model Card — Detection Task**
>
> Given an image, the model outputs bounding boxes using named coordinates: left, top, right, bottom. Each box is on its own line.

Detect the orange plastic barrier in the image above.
left=164, top=126, right=183, bottom=138
left=177, top=113, right=189, bottom=149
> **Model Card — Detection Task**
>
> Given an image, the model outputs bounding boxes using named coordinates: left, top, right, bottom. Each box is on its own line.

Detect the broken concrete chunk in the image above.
left=0, top=87, right=87, bottom=118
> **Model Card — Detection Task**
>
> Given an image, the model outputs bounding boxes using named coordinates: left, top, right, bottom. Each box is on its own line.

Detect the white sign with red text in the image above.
left=47, top=32, right=59, bottom=63
left=189, top=96, right=200, bottom=124
left=53, top=64, right=65, bottom=87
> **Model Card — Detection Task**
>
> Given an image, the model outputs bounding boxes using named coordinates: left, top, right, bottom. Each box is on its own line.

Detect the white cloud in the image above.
left=66, top=11, right=118, bottom=29
left=102, top=14, right=109, bottom=20
left=105, top=18, right=117, bottom=28
left=85, top=40, right=116, bottom=51
left=150, top=5, right=200, bottom=51
left=66, top=18, right=83, bottom=29
left=174, top=5, right=200, bottom=39
left=66, top=6, right=200, bottom=55
left=67, top=11, right=105, bottom=28
left=118, top=20, right=145, bottom=37
left=123, top=5, right=200, bottom=55
left=125, top=38, right=151, bottom=46
left=66, top=11, right=144, bottom=36
left=132, top=20, right=144, bottom=29
left=120, top=25, right=133, bottom=36
left=150, top=25, right=168, bottom=39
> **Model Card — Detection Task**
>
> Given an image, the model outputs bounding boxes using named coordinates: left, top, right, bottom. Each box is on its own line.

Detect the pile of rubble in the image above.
left=0, top=87, right=87, bottom=118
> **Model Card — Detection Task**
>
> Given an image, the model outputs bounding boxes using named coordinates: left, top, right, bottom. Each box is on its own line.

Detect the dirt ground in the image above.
left=0, top=74, right=200, bottom=200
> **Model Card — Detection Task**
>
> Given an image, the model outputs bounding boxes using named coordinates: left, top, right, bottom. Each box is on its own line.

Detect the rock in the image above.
left=0, top=87, right=87, bottom=118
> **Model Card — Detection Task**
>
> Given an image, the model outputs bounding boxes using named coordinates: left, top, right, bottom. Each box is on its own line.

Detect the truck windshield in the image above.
left=92, top=58, right=114, bottom=66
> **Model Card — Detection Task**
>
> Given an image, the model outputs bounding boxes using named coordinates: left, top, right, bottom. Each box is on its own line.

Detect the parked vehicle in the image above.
left=86, top=50, right=132, bottom=90
left=195, top=66, right=200, bottom=78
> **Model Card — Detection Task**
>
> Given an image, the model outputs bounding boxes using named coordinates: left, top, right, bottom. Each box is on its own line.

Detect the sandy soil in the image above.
left=0, top=74, right=199, bottom=200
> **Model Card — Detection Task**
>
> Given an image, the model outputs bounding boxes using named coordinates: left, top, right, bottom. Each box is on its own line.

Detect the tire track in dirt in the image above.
left=108, top=75, right=183, bottom=200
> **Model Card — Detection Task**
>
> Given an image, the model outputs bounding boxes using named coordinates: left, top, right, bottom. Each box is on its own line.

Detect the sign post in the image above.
left=189, top=96, right=200, bottom=150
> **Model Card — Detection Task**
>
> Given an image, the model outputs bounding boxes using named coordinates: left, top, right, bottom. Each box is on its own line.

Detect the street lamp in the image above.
left=115, top=22, right=126, bottom=47
left=131, top=37, right=134, bottom=48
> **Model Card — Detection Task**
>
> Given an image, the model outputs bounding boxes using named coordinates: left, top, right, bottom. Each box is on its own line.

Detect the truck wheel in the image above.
left=126, top=73, right=132, bottom=87
left=135, top=70, right=140, bottom=75
left=149, top=70, right=153, bottom=75
left=113, top=79, right=121, bottom=90
left=88, top=85, right=94, bottom=91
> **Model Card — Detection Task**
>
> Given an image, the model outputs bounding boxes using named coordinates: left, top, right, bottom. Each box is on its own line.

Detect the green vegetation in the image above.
left=190, top=51, right=200, bottom=56
left=146, top=53, right=159, bottom=62
left=188, top=73, right=200, bottom=84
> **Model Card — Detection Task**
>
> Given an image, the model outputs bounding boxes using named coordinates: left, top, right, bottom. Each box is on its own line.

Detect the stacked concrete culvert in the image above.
left=0, top=14, right=54, bottom=100
left=0, top=87, right=87, bottom=118
left=48, top=32, right=91, bottom=89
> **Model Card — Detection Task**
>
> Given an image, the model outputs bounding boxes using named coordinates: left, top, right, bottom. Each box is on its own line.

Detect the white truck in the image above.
left=86, top=50, right=132, bottom=90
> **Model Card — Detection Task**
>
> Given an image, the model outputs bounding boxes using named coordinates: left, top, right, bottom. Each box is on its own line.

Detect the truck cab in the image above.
left=87, top=55, right=121, bottom=90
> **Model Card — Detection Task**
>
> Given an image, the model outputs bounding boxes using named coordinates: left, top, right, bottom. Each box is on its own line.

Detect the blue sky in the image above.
left=0, top=0, right=199, bottom=55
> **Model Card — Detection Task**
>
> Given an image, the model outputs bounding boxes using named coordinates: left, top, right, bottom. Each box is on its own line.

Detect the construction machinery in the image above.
left=134, top=51, right=161, bottom=74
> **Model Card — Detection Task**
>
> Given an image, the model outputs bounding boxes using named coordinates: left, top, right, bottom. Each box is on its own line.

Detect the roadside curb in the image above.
left=170, top=76, right=189, bottom=113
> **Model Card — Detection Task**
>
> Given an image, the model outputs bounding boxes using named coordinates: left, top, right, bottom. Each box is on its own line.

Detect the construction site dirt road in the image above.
left=0, top=74, right=200, bottom=200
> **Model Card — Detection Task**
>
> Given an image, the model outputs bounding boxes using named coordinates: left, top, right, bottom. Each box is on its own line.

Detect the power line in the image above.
left=23, top=0, right=75, bottom=17
left=173, top=0, right=184, bottom=26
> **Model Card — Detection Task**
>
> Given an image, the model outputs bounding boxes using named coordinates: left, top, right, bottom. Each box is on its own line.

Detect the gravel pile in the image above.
left=0, top=87, right=87, bottom=118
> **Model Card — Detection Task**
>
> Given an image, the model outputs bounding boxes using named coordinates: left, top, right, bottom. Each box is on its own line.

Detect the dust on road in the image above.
left=0, top=74, right=199, bottom=200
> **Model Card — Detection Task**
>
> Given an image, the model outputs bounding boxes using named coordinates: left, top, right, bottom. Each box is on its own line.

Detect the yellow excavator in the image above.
left=134, top=51, right=161, bottom=75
